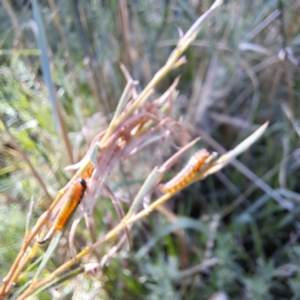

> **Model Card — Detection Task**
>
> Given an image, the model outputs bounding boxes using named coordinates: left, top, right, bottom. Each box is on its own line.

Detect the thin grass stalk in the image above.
left=118, top=0, right=132, bottom=67
left=100, top=0, right=223, bottom=147
left=0, top=116, right=52, bottom=201
left=48, top=0, right=72, bottom=71
left=277, top=0, right=294, bottom=110
left=104, top=79, right=139, bottom=139
left=124, top=167, right=161, bottom=219
left=47, top=0, right=87, bottom=127
left=31, top=0, right=74, bottom=164
left=2, top=0, right=30, bottom=66
left=25, top=197, right=35, bottom=236
left=83, top=57, right=102, bottom=113
left=71, top=0, right=110, bottom=114
left=2, top=0, right=19, bottom=32
left=30, top=267, right=84, bottom=298
left=197, top=125, right=293, bottom=210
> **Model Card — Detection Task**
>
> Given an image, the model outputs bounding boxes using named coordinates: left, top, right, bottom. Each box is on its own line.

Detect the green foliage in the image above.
left=0, top=204, right=25, bottom=279
left=1, top=0, right=300, bottom=299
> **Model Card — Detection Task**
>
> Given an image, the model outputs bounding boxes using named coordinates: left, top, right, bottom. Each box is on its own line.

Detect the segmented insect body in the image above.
left=39, top=178, right=87, bottom=244
left=159, top=149, right=209, bottom=194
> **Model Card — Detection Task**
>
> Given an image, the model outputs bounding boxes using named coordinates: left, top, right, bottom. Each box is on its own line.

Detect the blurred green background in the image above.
left=0, top=0, right=300, bottom=299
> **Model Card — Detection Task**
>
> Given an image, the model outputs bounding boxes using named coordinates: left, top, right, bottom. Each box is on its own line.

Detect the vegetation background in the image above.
left=0, top=0, right=300, bottom=299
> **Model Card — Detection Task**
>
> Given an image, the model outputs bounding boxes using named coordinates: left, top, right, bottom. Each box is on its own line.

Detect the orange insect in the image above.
left=159, top=149, right=209, bottom=194
left=38, top=178, right=87, bottom=244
